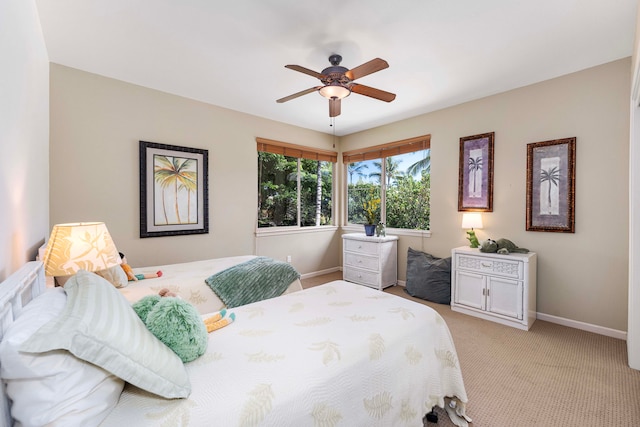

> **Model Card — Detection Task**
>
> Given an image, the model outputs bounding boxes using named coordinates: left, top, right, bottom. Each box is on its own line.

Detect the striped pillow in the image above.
left=21, top=270, right=190, bottom=399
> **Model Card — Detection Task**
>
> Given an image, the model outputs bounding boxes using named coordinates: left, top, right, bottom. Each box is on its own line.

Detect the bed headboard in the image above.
left=0, top=261, right=46, bottom=427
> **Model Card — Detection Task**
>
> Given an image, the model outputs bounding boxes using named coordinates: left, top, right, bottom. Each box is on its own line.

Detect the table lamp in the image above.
left=42, top=222, right=121, bottom=286
left=461, top=213, right=483, bottom=248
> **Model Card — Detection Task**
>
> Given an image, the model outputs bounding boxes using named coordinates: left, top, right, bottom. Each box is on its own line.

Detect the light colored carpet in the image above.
left=301, top=273, right=640, bottom=426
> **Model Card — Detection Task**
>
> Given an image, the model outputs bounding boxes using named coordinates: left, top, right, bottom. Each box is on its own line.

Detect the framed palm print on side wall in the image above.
left=458, top=132, right=494, bottom=212
left=139, top=141, right=209, bottom=238
left=526, top=137, right=576, bottom=233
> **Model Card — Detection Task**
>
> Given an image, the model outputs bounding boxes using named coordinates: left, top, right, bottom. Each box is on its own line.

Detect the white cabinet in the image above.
left=451, top=246, right=537, bottom=330
left=342, top=233, right=398, bottom=291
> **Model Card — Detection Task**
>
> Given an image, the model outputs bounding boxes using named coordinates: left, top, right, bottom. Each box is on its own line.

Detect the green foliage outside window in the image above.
left=347, top=150, right=430, bottom=230
left=258, top=152, right=333, bottom=228
left=299, top=158, right=333, bottom=226
left=258, top=147, right=429, bottom=230
left=385, top=171, right=430, bottom=229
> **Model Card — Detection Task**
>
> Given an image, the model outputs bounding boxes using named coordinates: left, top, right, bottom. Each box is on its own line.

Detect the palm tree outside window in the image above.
left=346, top=148, right=431, bottom=230
left=256, top=138, right=337, bottom=229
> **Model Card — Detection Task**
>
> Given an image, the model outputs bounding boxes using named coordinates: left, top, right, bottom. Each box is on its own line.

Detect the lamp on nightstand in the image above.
left=461, top=213, right=483, bottom=248
left=42, top=222, right=121, bottom=286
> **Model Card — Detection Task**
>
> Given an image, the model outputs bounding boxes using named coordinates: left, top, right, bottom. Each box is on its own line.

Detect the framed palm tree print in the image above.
left=139, top=141, right=209, bottom=238
left=458, top=132, right=494, bottom=212
left=526, top=137, right=576, bottom=233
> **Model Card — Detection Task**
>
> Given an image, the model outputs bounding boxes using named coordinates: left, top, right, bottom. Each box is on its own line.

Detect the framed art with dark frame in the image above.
left=526, top=137, right=576, bottom=233
left=458, top=132, right=494, bottom=212
left=139, top=141, right=209, bottom=238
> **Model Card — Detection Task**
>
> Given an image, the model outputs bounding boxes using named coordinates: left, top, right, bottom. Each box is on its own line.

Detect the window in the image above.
left=344, top=135, right=431, bottom=230
left=257, top=138, right=336, bottom=228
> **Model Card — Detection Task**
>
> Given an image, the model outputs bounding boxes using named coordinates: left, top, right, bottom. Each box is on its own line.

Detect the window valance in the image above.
left=342, top=135, right=430, bottom=164
left=256, top=137, right=338, bottom=163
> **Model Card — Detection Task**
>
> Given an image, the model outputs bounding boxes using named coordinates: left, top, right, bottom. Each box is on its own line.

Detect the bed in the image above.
left=0, top=261, right=470, bottom=427
left=118, top=255, right=303, bottom=314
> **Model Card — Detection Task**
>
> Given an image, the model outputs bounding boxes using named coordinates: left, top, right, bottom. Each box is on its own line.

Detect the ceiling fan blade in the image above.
left=276, top=87, right=321, bottom=103
left=285, top=64, right=325, bottom=80
left=345, top=58, right=389, bottom=81
left=351, top=83, right=396, bottom=102
left=329, top=97, right=341, bottom=117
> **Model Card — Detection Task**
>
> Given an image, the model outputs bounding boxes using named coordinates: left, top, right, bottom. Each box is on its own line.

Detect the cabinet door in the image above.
left=454, top=271, right=485, bottom=310
left=487, top=277, right=523, bottom=319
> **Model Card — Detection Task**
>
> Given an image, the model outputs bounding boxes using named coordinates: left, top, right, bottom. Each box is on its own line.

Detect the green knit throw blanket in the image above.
left=205, top=257, right=300, bottom=308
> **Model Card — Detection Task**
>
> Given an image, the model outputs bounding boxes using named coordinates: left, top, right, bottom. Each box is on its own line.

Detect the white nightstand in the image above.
left=451, top=246, right=537, bottom=330
left=342, top=233, right=398, bottom=291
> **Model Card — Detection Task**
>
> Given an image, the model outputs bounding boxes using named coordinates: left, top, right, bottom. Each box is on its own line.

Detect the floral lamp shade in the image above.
left=42, top=222, right=121, bottom=277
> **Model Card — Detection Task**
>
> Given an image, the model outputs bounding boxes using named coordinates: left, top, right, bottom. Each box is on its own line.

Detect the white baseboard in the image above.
left=536, top=312, right=627, bottom=341
left=300, top=267, right=342, bottom=280
left=393, top=281, right=626, bottom=340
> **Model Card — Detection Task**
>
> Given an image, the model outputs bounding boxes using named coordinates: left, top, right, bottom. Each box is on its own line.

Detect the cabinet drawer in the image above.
left=344, top=239, right=379, bottom=256
left=345, top=252, right=379, bottom=271
left=344, top=267, right=379, bottom=287
left=456, top=254, right=523, bottom=280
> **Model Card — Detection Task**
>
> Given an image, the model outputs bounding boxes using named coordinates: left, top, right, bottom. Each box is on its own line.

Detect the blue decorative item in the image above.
left=364, top=224, right=376, bottom=236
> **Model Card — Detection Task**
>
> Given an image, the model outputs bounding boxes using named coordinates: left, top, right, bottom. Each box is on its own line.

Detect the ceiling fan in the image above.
left=276, top=54, right=396, bottom=118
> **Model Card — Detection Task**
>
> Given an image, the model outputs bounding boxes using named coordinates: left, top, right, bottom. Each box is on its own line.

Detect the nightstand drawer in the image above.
left=456, top=254, right=523, bottom=280
left=345, top=252, right=378, bottom=270
left=344, top=239, right=379, bottom=256
left=344, top=267, right=379, bottom=287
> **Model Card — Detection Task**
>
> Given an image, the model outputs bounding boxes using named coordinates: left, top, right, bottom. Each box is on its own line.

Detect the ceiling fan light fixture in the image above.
left=319, top=83, right=351, bottom=100
left=278, top=55, right=394, bottom=118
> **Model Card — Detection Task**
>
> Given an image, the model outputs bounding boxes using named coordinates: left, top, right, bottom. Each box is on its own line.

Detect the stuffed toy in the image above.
left=119, top=252, right=162, bottom=281
left=479, top=238, right=529, bottom=255
left=155, top=288, right=236, bottom=333
left=132, top=289, right=235, bottom=363
left=466, top=230, right=480, bottom=248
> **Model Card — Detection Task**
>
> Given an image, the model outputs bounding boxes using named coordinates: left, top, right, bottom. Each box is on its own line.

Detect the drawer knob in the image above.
left=358, top=245, right=362, bottom=249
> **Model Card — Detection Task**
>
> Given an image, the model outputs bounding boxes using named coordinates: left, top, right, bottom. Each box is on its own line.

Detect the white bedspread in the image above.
left=118, top=256, right=303, bottom=314
left=102, top=280, right=468, bottom=427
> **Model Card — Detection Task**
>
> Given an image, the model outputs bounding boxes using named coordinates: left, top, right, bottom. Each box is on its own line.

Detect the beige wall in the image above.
left=0, top=0, right=49, bottom=281
left=49, top=64, right=341, bottom=274
left=341, top=59, right=631, bottom=332
left=50, top=58, right=630, bottom=332
left=256, top=229, right=341, bottom=275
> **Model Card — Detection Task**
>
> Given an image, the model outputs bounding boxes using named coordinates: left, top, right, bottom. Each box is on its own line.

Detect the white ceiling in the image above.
left=35, top=0, right=637, bottom=136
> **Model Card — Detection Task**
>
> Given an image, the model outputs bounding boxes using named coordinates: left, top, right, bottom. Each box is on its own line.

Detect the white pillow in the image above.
left=21, top=270, right=191, bottom=399
left=0, top=288, right=124, bottom=427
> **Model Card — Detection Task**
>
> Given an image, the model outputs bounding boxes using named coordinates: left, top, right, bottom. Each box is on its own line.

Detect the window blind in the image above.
left=342, top=135, right=431, bottom=164
left=256, top=137, right=338, bottom=163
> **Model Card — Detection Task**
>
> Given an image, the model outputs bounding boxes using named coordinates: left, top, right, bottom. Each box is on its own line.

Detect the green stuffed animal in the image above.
left=466, top=230, right=480, bottom=248
left=479, top=238, right=529, bottom=255
left=132, top=292, right=235, bottom=363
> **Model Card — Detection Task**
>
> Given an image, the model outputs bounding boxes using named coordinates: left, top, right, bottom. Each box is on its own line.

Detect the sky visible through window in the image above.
left=348, top=150, right=428, bottom=184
